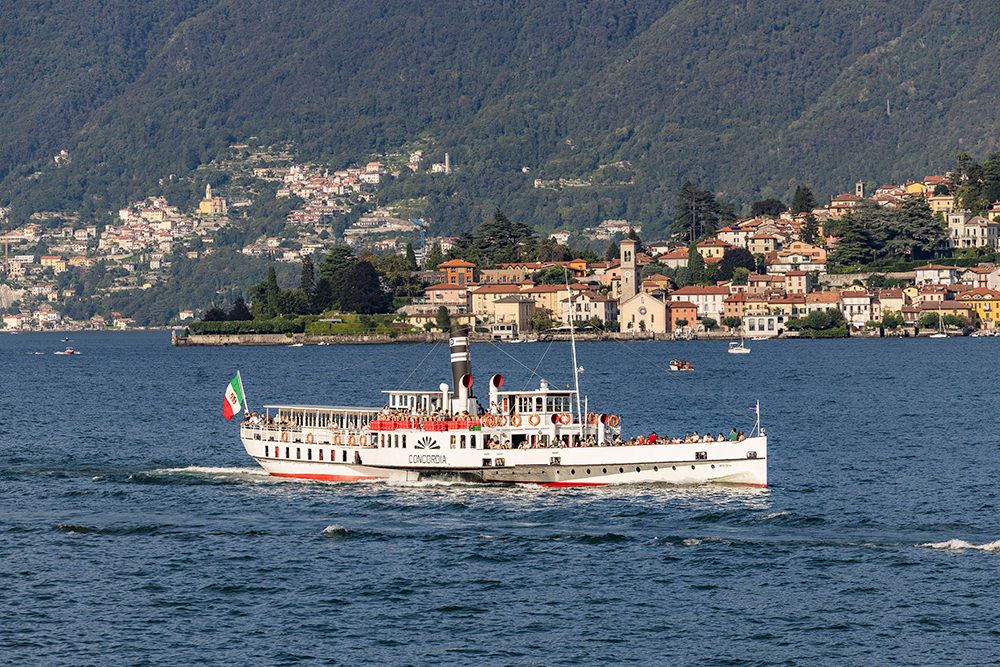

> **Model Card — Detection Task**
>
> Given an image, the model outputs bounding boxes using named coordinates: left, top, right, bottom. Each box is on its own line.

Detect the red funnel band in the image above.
left=491, top=374, right=504, bottom=388
left=462, top=374, right=474, bottom=389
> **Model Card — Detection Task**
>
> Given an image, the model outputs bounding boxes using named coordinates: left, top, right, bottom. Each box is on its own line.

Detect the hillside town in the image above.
left=4, top=154, right=1000, bottom=337
left=396, top=175, right=1000, bottom=339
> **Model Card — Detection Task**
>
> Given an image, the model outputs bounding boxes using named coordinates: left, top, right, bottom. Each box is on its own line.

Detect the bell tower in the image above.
left=620, top=238, right=640, bottom=301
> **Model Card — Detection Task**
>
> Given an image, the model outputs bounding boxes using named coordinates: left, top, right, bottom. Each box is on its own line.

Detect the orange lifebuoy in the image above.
left=305, top=432, right=315, bottom=444
left=558, top=413, right=571, bottom=425
left=528, top=414, right=541, bottom=426
left=281, top=432, right=289, bottom=443
left=333, top=434, right=342, bottom=445
left=495, top=415, right=508, bottom=427
left=587, top=412, right=598, bottom=425
left=348, top=435, right=357, bottom=446
left=509, top=415, right=522, bottom=427
left=482, top=415, right=494, bottom=427
left=608, top=415, right=620, bottom=427
left=359, top=435, right=367, bottom=446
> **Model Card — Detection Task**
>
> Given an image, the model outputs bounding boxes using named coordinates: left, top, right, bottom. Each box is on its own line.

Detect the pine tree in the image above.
left=299, top=255, right=315, bottom=295
left=227, top=296, right=253, bottom=321
left=405, top=242, right=418, bottom=270
left=334, top=261, right=392, bottom=313
left=426, top=241, right=444, bottom=269
left=791, top=185, right=817, bottom=214
left=800, top=213, right=819, bottom=244
left=604, top=240, right=619, bottom=261
left=686, top=245, right=705, bottom=284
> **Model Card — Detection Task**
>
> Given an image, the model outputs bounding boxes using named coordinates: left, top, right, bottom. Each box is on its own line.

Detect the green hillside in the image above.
left=1, top=0, right=997, bottom=232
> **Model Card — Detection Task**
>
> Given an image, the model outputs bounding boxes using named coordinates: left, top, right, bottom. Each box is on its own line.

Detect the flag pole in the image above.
left=237, top=370, right=248, bottom=416
left=754, top=399, right=761, bottom=436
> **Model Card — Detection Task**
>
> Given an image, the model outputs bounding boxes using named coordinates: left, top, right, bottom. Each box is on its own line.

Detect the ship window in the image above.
left=570, top=469, right=575, bottom=475
left=297, top=448, right=301, bottom=459
left=653, top=466, right=658, bottom=472
left=308, top=449, right=312, bottom=460
left=470, top=435, right=476, bottom=449
left=319, top=450, right=324, bottom=461
left=586, top=468, right=591, bottom=474
left=285, top=447, right=290, bottom=458
left=342, top=450, right=347, bottom=462
left=265, top=445, right=269, bottom=457
left=460, top=435, right=466, bottom=449
left=402, top=435, right=407, bottom=449
left=619, top=467, right=624, bottom=473
left=602, top=468, right=607, bottom=474
left=450, top=435, right=457, bottom=449
left=636, top=467, right=641, bottom=472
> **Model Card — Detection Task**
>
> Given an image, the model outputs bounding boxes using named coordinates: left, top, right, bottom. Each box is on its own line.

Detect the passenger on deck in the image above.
left=728, top=428, right=738, bottom=441
left=648, top=432, right=658, bottom=444
left=737, top=431, right=746, bottom=441
left=717, top=432, right=725, bottom=442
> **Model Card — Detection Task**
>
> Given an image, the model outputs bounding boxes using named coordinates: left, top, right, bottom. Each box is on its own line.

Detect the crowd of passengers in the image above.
left=484, top=429, right=748, bottom=449
left=376, top=407, right=475, bottom=421
left=614, top=429, right=747, bottom=445
left=243, top=412, right=292, bottom=426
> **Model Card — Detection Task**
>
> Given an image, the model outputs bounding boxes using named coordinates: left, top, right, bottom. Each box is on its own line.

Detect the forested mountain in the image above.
left=1, top=0, right=997, bottom=232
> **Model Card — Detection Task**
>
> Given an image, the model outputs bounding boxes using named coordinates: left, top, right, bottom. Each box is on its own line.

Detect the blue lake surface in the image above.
left=2, top=331, right=999, bottom=665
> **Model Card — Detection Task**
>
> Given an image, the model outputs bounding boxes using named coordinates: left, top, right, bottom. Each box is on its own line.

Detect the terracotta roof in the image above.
left=805, top=291, right=842, bottom=303
left=915, top=264, right=959, bottom=271
left=696, top=238, right=732, bottom=247
left=472, top=285, right=522, bottom=294
left=919, top=301, right=973, bottom=311
left=437, top=259, right=475, bottom=268
left=958, top=288, right=1000, bottom=299
left=841, top=291, right=871, bottom=299
left=669, top=300, right=697, bottom=309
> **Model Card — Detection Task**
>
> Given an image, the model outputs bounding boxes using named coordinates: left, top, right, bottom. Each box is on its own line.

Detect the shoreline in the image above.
left=169, top=330, right=970, bottom=346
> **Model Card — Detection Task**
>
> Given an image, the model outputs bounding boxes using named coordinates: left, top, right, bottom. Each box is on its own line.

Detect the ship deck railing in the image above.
left=240, top=423, right=378, bottom=448
left=369, top=418, right=484, bottom=432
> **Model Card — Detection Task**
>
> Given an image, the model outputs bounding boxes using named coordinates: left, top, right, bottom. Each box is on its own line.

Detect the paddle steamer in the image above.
left=239, top=327, right=767, bottom=487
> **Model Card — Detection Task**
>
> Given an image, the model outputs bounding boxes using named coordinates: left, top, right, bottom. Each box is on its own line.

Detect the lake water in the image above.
left=2, top=332, right=998, bottom=665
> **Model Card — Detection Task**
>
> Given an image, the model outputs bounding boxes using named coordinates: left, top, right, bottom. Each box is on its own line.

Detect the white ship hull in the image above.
left=242, top=429, right=767, bottom=488
left=236, top=325, right=769, bottom=490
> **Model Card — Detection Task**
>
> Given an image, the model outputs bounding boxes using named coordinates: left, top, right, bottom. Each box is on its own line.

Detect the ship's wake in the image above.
left=919, top=538, right=1000, bottom=553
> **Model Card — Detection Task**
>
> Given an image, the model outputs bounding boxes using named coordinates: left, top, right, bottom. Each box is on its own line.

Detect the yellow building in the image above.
left=198, top=184, right=228, bottom=215
left=905, top=181, right=928, bottom=196
left=927, top=194, right=956, bottom=216
left=957, top=288, right=1000, bottom=329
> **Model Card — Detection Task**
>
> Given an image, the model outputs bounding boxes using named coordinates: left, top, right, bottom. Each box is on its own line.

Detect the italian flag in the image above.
left=222, top=372, right=246, bottom=421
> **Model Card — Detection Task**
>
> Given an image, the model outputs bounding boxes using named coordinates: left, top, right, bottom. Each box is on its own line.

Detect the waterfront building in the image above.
left=957, top=288, right=1000, bottom=329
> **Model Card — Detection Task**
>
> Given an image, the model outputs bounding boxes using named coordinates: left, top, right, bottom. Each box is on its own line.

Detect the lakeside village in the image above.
left=185, top=167, right=1000, bottom=341
left=4, top=146, right=1000, bottom=338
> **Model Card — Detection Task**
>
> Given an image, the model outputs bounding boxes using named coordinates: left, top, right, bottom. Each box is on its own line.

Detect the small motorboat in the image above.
left=53, top=347, right=80, bottom=355
left=669, top=359, right=694, bottom=371
left=728, top=339, right=751, bottom=354
left=62, top=337, right=72, bottom=342
left=288, top=343, right=304, bottom=347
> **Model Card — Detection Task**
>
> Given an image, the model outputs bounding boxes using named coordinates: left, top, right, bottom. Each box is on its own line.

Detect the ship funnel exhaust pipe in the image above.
left=449, top=325, right=471, bottom=398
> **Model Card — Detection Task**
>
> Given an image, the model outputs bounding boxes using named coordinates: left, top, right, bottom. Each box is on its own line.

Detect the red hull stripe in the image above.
left=270, top=472, right=378, bottom=482
left=535, top=481, right=608, bottom=487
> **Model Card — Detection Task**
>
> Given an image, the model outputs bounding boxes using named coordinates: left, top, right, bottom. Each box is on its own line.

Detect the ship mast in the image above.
left=565, top=272, right=583, bottom=429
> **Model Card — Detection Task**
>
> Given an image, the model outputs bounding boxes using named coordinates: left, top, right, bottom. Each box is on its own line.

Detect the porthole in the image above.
left=619, top=467, right=624, bottom=473
left=672, top=466, right=676, bottom=470
left=691, top=465, right=696, bottom=470
left=571, top=469, right=576, bottom=475
left=636, top=467, right=641, bottom=472
left=603, top=468, right=607, bottom=474
left=653, top=466, right=658, bottom=472
left=586, top=468, right=591, bottom=474
left=711, top=464, right=715, bottom=469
